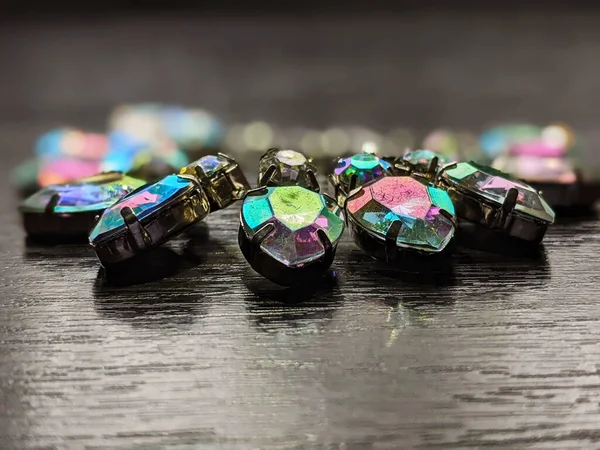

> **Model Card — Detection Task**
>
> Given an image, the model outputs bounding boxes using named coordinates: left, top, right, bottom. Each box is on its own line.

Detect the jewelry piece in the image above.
left=328, top=152, right=456, bottom=263
left=438, top=161, right=555, bottom=243
left=329, top=153, right=395, bottom=206
left=239, top=149, right=345, bottom=286
left=90, top=153, right=249, bottom=265
left=20, top=171, right=145, bottom=238
left=257, top=148, right=319, bottom=191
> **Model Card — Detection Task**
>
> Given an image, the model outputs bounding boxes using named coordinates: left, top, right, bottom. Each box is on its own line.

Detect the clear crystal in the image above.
left=258, top=149, right=318, bottom=189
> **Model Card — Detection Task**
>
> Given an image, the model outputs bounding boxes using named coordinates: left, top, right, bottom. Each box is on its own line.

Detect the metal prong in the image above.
left=121, top=207, right=152, bottom=249
left=194, top=166, right=210, bottom=185
left=217, top=152, right=234, bottom=163
left=499, top=187, right=518, bottom=229
left=246, top=186, right=269, bottom=197
left=348, top=174, right=358, bottom=193
left=385, top=220, right=403, bottom=263
left=306, top=169, right=320, bottom=192
left=261, top=148, right=279, bottom=161
left=317, top=228, right=333, bottom=254
left=258, top=164, right=277, bottom=187
left=249, top=222, right=275, bottom=265
left=327, top=173, right=337, bottom=190
left=44, top=193, right=60, bottom=214
left=438, top=208, right=456, bottom=226
left=426, top=156, right=439, bottom=180
left=435, top=161, right=458, bottom=184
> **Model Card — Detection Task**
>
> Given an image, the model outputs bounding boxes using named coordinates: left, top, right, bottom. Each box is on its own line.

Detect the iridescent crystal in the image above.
left=180, top=154, right=230, bottom=178
left=346, top=176, right=455, bottom=253
left=89, top=174, right=194, bottom=243
left=36, top=128, right=109, bottom=161
left=333, top=153, right=393, bottom=190
left=21, top=173, right=145, bottom=214
left=346, top=177, right=455, bottom=253
left=258, top=149, right=317, bottom=188
left=241, top=186, right=345, bottom=266
left=443, top=162, right=555, bottom=223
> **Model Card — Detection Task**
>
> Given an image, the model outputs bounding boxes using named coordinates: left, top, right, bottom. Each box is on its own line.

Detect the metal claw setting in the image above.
left=238, top=149, right=345, bottom=286
left=89, top=153, right=246, bottom=266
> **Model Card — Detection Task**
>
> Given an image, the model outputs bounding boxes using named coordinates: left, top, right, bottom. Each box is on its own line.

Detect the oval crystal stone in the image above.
left=442, top=161, right=555, bottom=223
left=258, top=148, right=318, bottom=189
left=89, top=174, right=195, bottom=244
left=346, top=176, right=456, bottom=253
left=333, top=153, right=393, bottom=190
left=20, top=173, right=145, bottom=214
left=241, top=186, right=345, bottom=267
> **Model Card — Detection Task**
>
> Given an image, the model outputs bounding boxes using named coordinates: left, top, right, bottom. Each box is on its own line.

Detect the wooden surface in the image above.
left=2, top=12, right=600, bottom=449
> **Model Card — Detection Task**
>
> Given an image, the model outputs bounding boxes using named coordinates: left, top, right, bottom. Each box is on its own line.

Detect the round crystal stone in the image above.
left=21, top=173, right=145, bottom=214
left=333, top=153, right=393, bottom=191
left=241, top=186, right=345, bottom=267
left=346, top=176, right=456, bottom=253
left=258, top=148, right=317, bottom=188
left=442, top=161, right=555, bottom=223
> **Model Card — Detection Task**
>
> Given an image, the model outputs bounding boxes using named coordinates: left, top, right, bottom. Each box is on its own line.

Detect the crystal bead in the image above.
left=89, top=174, right=194, bottom=244
left=442, top=161, right=555, bottom=223
left=258, top=148, right=318, bottom=190
left=21, top=173, right=145, bottom=214
left=241, top=186, right=345, bottom=267
left=346, top=176, right=456, bottom=253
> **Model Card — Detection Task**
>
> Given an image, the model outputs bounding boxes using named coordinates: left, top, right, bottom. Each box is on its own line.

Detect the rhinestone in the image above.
left=241, top=186, right=345, bottom=267
left=180, top=154, right=230, bottom=178
left=333, top=153, right=393, bottom=190
left=89, top=174, right=194, bottom=243
left=21, top=173, right=145, bottom=214
left=346, top=176, right=455, bottom=253
left=442, top=161, right=555, bottom=223
left=258, top=148, right=318, bottom=189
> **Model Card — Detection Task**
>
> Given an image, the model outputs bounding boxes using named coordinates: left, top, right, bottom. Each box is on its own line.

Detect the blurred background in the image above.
left=2, top=1, right=600, bottom=193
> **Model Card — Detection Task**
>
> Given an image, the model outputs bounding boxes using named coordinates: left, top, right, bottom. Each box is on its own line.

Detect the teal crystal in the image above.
left=20, top=174, right=145, bottom=214
left=89, top=174, right=194, bottom=243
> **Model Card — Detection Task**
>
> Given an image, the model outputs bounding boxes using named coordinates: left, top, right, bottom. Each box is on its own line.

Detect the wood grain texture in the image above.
left=2, top=12, right=600, bottom=449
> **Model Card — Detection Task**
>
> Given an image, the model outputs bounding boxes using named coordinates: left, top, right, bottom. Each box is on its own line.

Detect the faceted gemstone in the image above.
left=402, top=149, right=450, bottom=171
left=443, top=161, right=555, bottom=223
left=241, top=186, right=345, bottom=267
left=333, top=153, right=393, bottom=191
left=89, top=174, right=194, bottom=243
left=258, top=148, right=318, bottom=188
left=21, top=173, right=145, bottom=214
left=492, top=154, right=577, bottom=184
left=346, top=176, right=455, bottom=253
left=180, top=154, right=230, bottom=178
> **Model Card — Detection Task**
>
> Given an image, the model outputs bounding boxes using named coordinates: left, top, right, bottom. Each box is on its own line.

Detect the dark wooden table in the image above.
left=2, top=12, right=600, bottom=449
